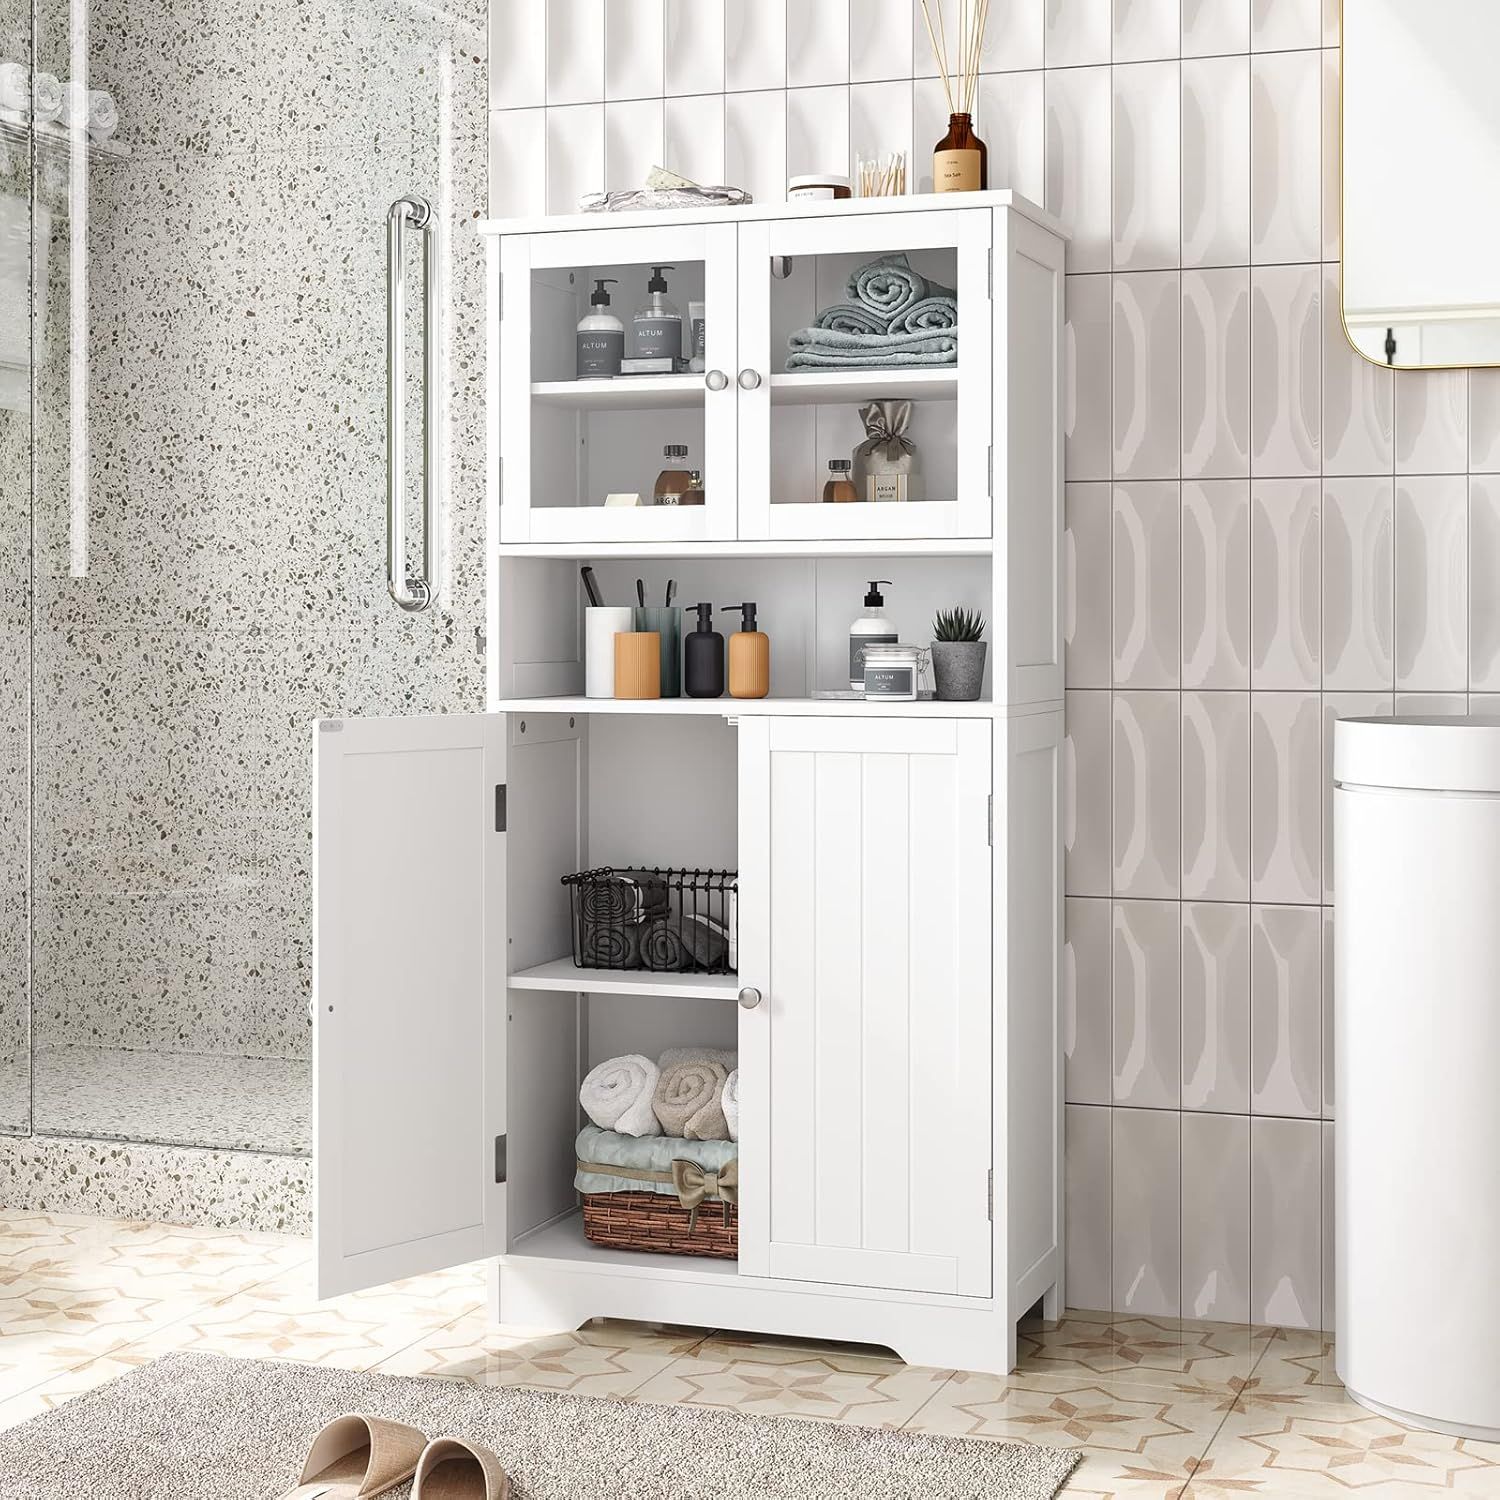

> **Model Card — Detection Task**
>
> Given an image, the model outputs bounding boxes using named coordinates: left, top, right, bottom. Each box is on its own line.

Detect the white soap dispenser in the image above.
left=576, top=278, right=623, bottom=378
left=849, top=579, right=897, bottom=690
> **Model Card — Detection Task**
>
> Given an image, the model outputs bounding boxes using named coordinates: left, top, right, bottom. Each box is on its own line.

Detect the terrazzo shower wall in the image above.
left=8, top=0, right=489, bottom=1179
left=492, top=0, right=1500, bottom=1332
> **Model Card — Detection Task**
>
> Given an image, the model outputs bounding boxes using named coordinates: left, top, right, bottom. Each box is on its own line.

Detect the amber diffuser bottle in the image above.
left=933, top=112, right=987, bottom=193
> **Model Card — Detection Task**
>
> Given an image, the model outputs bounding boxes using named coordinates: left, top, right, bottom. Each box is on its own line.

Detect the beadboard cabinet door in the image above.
left=314, top=712, right=508, bottom=1298
left=736, top=716, right=994, bottom=1297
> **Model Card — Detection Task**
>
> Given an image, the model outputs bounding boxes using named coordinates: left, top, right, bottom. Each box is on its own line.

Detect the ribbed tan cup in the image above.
left=613, top=631, right=661, bottom=698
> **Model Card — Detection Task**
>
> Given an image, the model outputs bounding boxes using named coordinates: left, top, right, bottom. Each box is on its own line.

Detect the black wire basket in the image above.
left=562, top=866, right=738, bottom=975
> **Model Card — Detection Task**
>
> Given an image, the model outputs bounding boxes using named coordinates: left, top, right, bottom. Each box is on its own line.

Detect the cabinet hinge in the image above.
left=987, top=794, right=993, bottom=847
left=495, top=784, right=507, bottom=832
left=495, top=1134, right=508, bottom=1184
left=987, top=1168, right=994, bottom=1221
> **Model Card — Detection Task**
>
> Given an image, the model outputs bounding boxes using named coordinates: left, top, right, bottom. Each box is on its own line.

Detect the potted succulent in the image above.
left=930, top=606, right=987, bottom=701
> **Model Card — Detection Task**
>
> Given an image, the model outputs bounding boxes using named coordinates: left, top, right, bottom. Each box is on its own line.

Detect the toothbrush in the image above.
left=580, top=566, right=603, bottom=607
left=665, top=579, right=676, bottom=608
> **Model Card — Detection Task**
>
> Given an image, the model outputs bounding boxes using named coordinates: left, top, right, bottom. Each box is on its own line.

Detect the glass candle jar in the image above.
left=862, top=642, right=925, bottom=701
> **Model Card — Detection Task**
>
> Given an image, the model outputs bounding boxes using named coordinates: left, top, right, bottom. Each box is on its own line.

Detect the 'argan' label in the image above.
left=934, top=148, right=982, bottom=193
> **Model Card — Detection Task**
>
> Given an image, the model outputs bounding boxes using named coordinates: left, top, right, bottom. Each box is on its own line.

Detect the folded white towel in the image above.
left=87, top=89, right=118, bottom=141
left=58, top=80, right=113, bottom=138
left=579, top=1053, right=661, bottom=1138
left=0, top=63, right=28, bottom=114
left=659, top=1046, right=737, bottom=1071
left=722, top=1069, right=739, bottom=1142
left=31, top=72, right=62, bottom=123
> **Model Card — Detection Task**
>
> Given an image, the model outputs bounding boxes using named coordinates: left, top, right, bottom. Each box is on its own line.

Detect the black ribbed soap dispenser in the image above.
left=683, top=603, right=725, bottom=698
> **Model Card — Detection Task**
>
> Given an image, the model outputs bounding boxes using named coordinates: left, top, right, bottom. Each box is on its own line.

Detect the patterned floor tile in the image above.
left=630, top=1336, right=952, bottom=1428
left=125, top=1261, right=486, bottom=1371
left=374, top=1311, right=706, bottom=1398
left=1061, top=1449, right=1202, bottom=1497
left=1235, top=1328, right=1343, bottom=1406
left=907, top=1368, right=1228, bottom=1479
left=1017, top=1312, right=1275, bottom=1399
left=0, top=1348, right=152, bottom=1431
left=0, top=1271, right=206, bottom=1401
left=1189, top=1395, right=1500, bottom=1495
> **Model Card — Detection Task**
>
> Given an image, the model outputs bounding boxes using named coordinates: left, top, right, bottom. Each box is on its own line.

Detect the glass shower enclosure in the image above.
left=1, top=0, right=487, bottom=1165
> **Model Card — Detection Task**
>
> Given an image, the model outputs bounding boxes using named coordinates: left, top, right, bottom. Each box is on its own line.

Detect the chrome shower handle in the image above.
left=386, top=195, right=442, bottom=613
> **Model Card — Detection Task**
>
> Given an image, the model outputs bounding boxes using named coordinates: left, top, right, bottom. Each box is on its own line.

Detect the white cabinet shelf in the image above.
left=508, top=957, right=738, bottom=1001
left=508, top=1212, right=741, bottom=1280
left=493, top=695, right=997, bottom=719
left=767, top=368, right=957, bottom=406
left=530, top=375, right=704, bottom=411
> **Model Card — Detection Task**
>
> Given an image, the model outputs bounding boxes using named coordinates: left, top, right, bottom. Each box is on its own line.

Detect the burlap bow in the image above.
left=671, top=1157, right=739, bottom=1230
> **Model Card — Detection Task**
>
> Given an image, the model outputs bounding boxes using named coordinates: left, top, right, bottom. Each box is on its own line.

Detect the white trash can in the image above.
left=1334, top=715, right=1500, bottom=1439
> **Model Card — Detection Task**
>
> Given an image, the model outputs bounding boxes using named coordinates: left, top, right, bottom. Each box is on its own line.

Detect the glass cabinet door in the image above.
left=497, top=222, right=739, bottom=545
left=736, top=207, right=992, bottom=543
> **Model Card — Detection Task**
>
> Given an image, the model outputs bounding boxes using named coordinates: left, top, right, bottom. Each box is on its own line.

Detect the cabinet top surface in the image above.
left=476, top=189, right=1067, bottom=242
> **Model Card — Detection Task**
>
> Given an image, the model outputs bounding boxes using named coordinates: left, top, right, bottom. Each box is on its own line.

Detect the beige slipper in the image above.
left=276, top=1413, right=428, bottom=1499
left=412, top=1436, right=512, bottom=1499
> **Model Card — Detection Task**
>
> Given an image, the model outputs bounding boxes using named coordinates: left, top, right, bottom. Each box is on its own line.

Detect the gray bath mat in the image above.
left=0, top=1351, right=1080, bottom=1499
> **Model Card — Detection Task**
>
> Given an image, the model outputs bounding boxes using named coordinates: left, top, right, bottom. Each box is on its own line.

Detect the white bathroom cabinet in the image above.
left=314, top=192, right=1067, bottom=1375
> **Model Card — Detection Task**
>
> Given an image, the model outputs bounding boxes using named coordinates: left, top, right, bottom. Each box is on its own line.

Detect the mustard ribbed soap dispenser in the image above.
left=723, top=602, right=770, bottom=699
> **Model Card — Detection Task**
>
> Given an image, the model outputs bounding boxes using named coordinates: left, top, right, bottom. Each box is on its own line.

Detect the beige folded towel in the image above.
left=659, top=1045, right=737, bottom=1070
left=653, top=1058, right=730, bottom=1140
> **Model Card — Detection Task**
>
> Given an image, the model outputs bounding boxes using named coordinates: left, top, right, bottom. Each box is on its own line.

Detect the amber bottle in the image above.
left=933, top=112, right=987, bottom=193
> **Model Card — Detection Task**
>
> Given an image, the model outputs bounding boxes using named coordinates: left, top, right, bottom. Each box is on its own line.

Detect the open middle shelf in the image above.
left=509, top=957, right=738, bottom=1001
left=494, top=695, right=994, bottom=718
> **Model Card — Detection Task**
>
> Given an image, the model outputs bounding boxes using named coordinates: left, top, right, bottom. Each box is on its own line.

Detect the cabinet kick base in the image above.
left=492, top=1216, right=1040, bottom=1377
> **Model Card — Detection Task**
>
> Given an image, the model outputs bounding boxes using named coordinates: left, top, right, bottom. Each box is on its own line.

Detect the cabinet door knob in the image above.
left=704, top=368, right=728, bottom=391
left=737, top=368, right=762, bottom=390
left=737, top=985, right=763, bottom=1009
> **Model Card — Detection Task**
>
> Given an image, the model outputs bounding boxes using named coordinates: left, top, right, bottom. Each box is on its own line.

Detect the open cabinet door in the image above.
left=737, top=716, right=993, bottom=1298
left=314, top=713, right=507, bottom=1298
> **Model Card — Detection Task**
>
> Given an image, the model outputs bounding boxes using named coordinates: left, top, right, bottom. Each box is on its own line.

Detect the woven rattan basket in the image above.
left=580, top=1190, right=738, bottom=1259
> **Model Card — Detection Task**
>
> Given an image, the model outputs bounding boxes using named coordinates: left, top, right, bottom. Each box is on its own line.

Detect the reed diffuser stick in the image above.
left=921, top=0, right=954, bottom=116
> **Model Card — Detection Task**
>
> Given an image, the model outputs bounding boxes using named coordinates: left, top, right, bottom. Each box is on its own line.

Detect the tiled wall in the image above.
left=490, top=0, right=1500, bottom=1332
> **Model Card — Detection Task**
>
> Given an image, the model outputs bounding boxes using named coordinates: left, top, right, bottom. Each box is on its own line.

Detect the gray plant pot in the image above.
left=930, top=640, right=987, bottom=701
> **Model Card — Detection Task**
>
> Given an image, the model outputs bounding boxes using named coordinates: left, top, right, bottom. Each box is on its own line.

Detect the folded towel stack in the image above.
left=574, top=1123, right=737, bottom=1199
left=787, top=253, right=958, bottom=371
left=580, top=1045, right=739, bottom=1142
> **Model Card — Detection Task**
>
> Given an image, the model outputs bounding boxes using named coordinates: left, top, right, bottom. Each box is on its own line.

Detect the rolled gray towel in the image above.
left=846, top=253, right=957, bottom=322
left=640, top=919, right=688, bottom=972
left=579, top=872, right=667, bottom=925
left=814, top=301, right=890, bottom=336
left=581, top=921, right=642, bottom=969
left=896, top=295, right=958, bottom=333
left=848, top=254, right=924, bottom=320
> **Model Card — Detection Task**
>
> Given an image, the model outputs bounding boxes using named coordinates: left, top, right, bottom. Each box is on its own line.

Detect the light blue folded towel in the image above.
left=847, top=253, right=957, bottom=322
left=785, top=325, right=958, bottom=369
left=575, top=1123, right=737, bottom=1198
